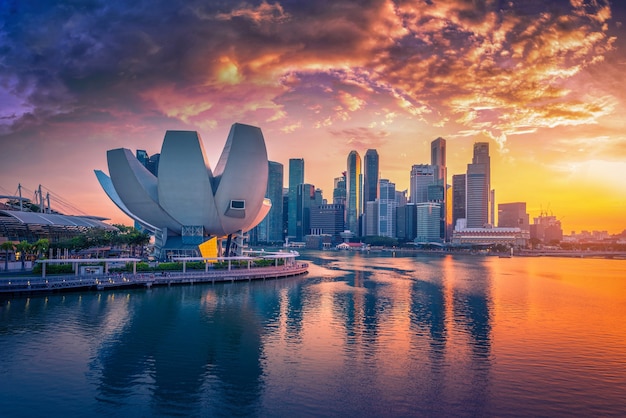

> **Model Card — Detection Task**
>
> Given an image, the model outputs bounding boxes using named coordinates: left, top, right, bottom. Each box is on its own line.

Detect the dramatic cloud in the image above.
left=0, top=0, right=616, bottom=140
left=1, top=0, right=625, bottom=231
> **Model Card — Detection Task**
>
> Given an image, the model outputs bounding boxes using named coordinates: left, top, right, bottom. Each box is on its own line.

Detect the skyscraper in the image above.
left=378, top=179, right=397, bottom=238
left=333, top=173, right=347, bottom=206
left=250, top=161, right=283, bottom=244
left=431, top=137, right=446, bottom=186
left=466, top=142, right=490, bottom=228
left=346, top=151, right=362, bottom=235
left=266, top=161, right=284, bottom=242
left=410, top=164, right=434, bottom=204
left=452, top=174, right=466, bottom=230
left=310, top=204, right=345, bottom=240
left=416, top=202, right=442, bottom=242
left=288, top=158, right=304, bottom=239
left=363, top=149, right=379, bottom=204
left=296, top=183, right=316, bottom=241
left=498, top=202, right=529, bottom=230
left=430, top=137, right=447, bottom=240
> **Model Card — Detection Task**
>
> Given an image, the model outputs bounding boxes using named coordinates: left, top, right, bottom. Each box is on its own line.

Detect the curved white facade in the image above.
left=96, top=123, right=271, bottom=239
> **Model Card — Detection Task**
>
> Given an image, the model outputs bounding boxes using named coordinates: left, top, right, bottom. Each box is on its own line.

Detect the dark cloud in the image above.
left=0, top=0, right=618, bottom=144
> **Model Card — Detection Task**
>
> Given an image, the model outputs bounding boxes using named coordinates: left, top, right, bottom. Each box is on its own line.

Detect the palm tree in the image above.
left=1, top=241, right=16, bottom=272
left=33, top=239, right=50, bottom=259
left=15, top=241, right=33, bottom=270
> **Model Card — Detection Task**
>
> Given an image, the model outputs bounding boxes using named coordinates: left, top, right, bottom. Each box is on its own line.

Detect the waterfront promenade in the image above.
left=0, top=262, right=309, bottom=296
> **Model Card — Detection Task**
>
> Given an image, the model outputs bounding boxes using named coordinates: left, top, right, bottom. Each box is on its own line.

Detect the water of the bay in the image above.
left=1, top=251, right=625, bottom=417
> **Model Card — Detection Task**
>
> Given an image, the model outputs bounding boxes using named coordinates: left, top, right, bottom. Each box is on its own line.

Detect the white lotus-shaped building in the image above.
left=95, top=123, right=271, bottom=258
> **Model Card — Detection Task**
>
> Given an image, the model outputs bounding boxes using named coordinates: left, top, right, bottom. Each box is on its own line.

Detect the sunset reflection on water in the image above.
left=0, top=252, right=624, bottom=417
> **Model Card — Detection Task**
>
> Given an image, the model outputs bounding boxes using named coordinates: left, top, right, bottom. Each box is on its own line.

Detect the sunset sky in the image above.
left=1, top=0, right=625, bottom=234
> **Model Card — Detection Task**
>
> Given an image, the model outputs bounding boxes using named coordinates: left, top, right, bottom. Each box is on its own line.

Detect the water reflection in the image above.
left=1, top=253, right=625, bottom=417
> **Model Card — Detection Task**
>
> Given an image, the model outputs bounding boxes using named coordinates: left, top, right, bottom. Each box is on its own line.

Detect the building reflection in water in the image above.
left=93, top=281, right=294, bottom=416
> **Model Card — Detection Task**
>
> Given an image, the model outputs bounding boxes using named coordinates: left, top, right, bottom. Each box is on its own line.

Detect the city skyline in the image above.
left=1, top=1, right=626, bottom=233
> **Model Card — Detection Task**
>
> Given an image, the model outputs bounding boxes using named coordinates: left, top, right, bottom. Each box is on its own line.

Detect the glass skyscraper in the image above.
left=410, top=164, right=434, bottom=204
left=466, top=142, right=490, bottom=228
left=288, top=158, right=304, bottom=239
left=346, top=151, right=362, bottom=236
left=430, top=137, right=447, bottom=240
left=378, top=179, right=396, bottom=238
left=452, top=174, right=466, bottom=230
left=252, top=161, right=284, bottom=243
left=363, top=149, right=379, bottom=204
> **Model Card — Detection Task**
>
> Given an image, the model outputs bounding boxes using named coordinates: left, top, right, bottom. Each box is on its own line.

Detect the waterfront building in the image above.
left=466, top=142, right=491, bottom=228
left=136, top=150, right=149, bottom=167
left=378, top=179, right=397, bottom=238
left=452, top=174, right=466, bottom=230
left=395, top=189, right=408, bottom=207
left=415, top=202, right=441, bottom=243
left=288, top=158, right=304, bottom=240
left=333, top=174, right=347, bottom=206
left=498, top=202, right=529, bottom=231
left=96, top=123, right=271, bottom=259
left=451, top=226, right=529, bottom=247
left=250, top=161, right=284, bottom=244
left=431, top=137, right=447, bottom=185
left=430, top=137, right=448, bottom=241
left=282, top=188, right=289, bottom=240
left=364, top=201, right=378, bottom=236
left=530, top=214, right=563, bottom=244
left=396, top=203, right=416, bottom=241
left=346, top=151, right=362, bottom=236
left=296, top=183, right=317, bottom=241
left=410, top=164, right=434, bottom=204
left=310, top=204, right=345, bottom=241
left=363, top=149, right=379, bottom=204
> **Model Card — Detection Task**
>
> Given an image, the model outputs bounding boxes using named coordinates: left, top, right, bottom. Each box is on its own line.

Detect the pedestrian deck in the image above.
left=0, top=263, right=309, bottom=297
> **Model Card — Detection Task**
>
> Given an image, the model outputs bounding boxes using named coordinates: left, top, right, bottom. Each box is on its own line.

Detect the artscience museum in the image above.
left=95, top=123, right=272, bottom=260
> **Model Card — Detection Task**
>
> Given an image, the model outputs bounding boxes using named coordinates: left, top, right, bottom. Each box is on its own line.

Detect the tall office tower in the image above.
left=396, top=203, right=417, bottom=240
left=498, top=202, right=530, bottom=230
left=452, top=174, right=466, bottom=230
left=416, top=202, right=442, bottom=242
left=431, top=137, right=447, bottom=240
left=147, top=153, right=160, bottom=176
left=296, top=183, right=316, bottom=241
left=410, top=164, right=434, bottom=203
left=490, top=189, right=496, bottom=226
left=395, top=189, right=408, bottom=207
left=364, top=201, right=379, bottom=236
left=363, top=149, right=379, bottom=204
left=333, top=174, right=347, bottom=206
left=431, top=137, right=447, bottom=185
left=310, top=204, right=345, bottom=240
left=315, top=188, right=324, bottom=206
left=346, top=151, right=362, bottom=235
left=466, top=142, right=490, bottom=228
left=136, top=150, right=149, bottom=167
left=288, top=158, right=304, bottom=239
left=266, top=162, right=284, bottom=242
left=246, top=161, right=283, bottom=245
left=378, top=179, right=397, bottom=238
left=282, top=188, right=289, bottom=240
left=136, top=150, right=160, bottom=176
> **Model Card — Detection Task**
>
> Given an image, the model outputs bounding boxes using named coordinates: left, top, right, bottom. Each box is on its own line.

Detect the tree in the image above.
left=15, top=241, right=33, bottom=270
left=1, top=241, right=16, bottom=271
left=33, top=238, right=50, bottom=259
